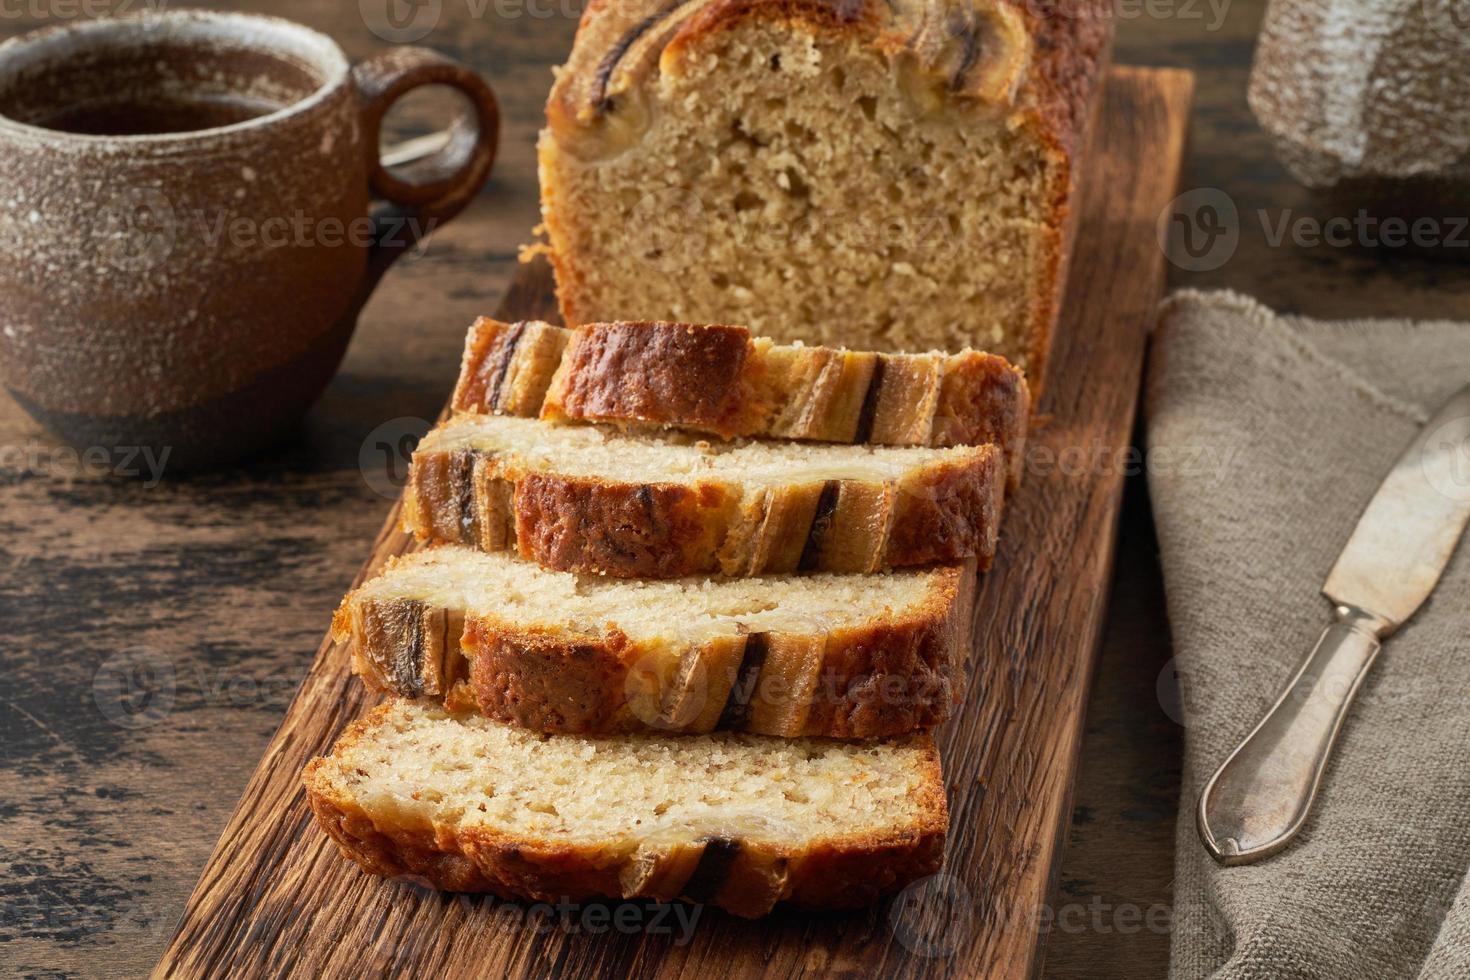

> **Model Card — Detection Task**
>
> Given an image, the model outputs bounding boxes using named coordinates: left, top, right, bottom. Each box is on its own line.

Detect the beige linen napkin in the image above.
left=1146, top=290, right=1470, bottom=979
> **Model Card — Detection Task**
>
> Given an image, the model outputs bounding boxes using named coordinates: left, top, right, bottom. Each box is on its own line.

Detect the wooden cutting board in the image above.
left=155, top=65, right=1192, bottom=980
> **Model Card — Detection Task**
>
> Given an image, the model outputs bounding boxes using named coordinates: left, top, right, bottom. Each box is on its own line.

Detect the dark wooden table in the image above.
left=2, top=3, right=1465, bottom=978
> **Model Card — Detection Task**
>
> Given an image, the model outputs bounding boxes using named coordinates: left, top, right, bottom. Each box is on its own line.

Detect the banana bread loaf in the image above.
left=537, top=0, right=1111, bottom=388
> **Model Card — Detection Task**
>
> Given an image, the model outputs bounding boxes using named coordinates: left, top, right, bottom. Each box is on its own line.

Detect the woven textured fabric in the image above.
left=1147, top=290, right=1470, bottom=979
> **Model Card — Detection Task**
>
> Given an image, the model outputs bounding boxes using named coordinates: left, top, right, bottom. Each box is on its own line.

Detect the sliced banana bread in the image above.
left=334, top=546, right=973, bottom=738
left=403, top=414, right=1004, bottom=578
left=537, top=0, right=1111, bottom=385
left=303, top=700, right=947, bottom=916
left=452, top=317, right=1028, bottom=487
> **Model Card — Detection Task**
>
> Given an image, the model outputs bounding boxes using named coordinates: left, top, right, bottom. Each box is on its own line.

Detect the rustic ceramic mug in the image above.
left=0, top=11, right=499, bottom=470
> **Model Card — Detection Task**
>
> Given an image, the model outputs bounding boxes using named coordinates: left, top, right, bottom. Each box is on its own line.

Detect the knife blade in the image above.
left=1324, top=384, right=1470, bottom=630
left=1198, top=383, right=1470, bottom=866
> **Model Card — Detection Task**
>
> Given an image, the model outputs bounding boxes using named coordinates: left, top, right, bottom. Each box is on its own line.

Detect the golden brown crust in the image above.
left=932, top=348, right=1030, bottom=487
left=887, top=455, right=1002, bottom=568
left=1013, top=0, right=1114, bottom=166
left=403, top=444, right=1004, bottom=576
left=333, top=558, right=975, bottom=738
left=302, top=704, right=948, bottom=917
left=547, top=0, right=1103, bottom=129
left=1004, top=1, right=1112, bottom=391
left=462, top=626, right=634, bottom=731
left=545, top=320, right=758, bottom=433
left=511, top=472, right=737, bottom=579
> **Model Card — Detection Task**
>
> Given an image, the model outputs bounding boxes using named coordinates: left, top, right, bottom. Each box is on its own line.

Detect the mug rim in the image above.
left=0, top=9, right=351, bottom=145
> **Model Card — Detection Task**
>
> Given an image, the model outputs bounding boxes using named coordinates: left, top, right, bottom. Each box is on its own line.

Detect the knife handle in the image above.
left=1197, top=606, right=1386, bottom=865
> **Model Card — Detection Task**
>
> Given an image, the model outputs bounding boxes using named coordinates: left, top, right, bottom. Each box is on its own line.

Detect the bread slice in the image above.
left=452, top=317, right=1029, bottom=488
left=537, top=0, right=1110, bottom=387
left=333, top=546, right=973, bottom=738
left=403, top=413, right=1004, bottom=578
left=303, top=700, right=947, bottom=916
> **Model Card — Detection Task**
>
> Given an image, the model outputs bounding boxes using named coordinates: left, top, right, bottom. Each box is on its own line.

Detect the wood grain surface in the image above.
left=15, top=2, right=1466, bottom=977
left=145, top=66, right=1192, bottom=979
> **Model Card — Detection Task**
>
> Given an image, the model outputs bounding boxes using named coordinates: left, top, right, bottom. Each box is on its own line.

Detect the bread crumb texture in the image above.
left=353, top=546, right=942, bottom=645
left=309, top=700, right=938, bottom=845
left=542, top=20, right=1059, bottom=364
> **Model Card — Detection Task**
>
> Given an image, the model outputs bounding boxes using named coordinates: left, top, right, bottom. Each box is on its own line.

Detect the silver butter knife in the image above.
left=1198, top=383, right=1470, bottom=866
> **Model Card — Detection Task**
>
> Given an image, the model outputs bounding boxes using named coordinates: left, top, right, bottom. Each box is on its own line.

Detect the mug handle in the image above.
left=350, top=47, right=500, bottom=298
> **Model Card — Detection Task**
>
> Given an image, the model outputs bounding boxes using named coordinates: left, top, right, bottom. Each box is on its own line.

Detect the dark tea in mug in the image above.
left=0, top=12, right=499, bottom=470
